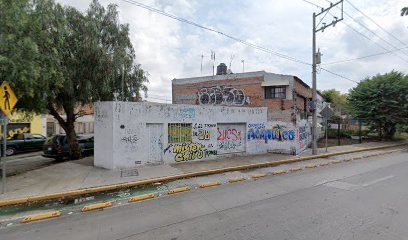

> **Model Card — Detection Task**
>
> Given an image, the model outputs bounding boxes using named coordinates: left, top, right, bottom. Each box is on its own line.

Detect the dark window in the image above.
left=264, top=86, right=286, bottom=99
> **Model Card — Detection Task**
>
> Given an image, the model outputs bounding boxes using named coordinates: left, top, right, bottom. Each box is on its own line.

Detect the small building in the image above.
left=4, top=112, right=47, bottom=138
left=172, top=69, right=325, bottom=124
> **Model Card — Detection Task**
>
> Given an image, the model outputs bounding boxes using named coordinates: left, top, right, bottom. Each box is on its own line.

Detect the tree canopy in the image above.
left=347, top=71, right=408, bottom=138
left=0, top=0, right=148, bottom=158
left=320, top=89, right=348, bottom=115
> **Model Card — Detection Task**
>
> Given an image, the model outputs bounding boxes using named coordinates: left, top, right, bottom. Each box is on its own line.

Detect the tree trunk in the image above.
left=47, top=103, right=81, bottom=159
left=64, top=119, right=81, bottom=159
left=383, top=124, right=396, bottom=139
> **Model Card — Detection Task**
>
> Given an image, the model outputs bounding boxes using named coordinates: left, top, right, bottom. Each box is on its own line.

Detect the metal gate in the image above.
left=217, top=123, right=246, bottom=154
left=147, top=123, right=163, bottom=164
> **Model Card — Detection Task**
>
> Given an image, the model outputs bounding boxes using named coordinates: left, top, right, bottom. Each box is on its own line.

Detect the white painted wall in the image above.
left=95, top=102, right=312, bottom=169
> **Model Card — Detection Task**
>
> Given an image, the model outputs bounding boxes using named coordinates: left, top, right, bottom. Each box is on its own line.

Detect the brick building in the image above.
left=172, top=70, right=324, bottom=123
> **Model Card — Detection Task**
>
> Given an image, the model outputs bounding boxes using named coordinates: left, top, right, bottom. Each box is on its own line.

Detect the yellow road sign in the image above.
left=0, top=81, right=18, bottom=116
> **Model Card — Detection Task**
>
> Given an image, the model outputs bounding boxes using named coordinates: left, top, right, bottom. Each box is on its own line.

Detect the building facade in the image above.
left=94, top=102, right=312, bottom=169
left=172, top=70, right=324, bottom=123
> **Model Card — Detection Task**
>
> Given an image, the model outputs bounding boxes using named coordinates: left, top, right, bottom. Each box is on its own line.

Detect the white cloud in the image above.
left=59, top=0, right=408, bottom=99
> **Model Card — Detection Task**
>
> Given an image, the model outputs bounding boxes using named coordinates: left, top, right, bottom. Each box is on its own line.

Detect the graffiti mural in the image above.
left=192, top=123, right=216, bottom=141
left=247, top=123, right=295, bottom=143
left=198, top=86, right=250, bottom=106
left=217, top=123, right=246, bottom=154
left=297, top=120, right=311, bottom=151
left=170, top=142, right=217, bottom=162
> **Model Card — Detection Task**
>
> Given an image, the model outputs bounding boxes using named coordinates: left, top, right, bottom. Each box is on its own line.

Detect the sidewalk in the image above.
left=0, top=142, right=403, bottom=200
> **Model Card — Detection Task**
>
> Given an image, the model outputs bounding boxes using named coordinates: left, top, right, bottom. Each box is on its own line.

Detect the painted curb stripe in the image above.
left=251, top=174, right=267, bottom=179
left=0, top=143, right=404, bottom=207
left=81, top=202, right=112, bottom=212
left=128, top=193, right=155, bottom=202
left=305, top=164, right=318, bottom=168
left=272, top=170, right=289, bottom=175
left=20, top=211, right=61, bottom=223
left=289, top=167, right=304, bottom=171
left=228, top=177, right=246, bottom=183
left=199, top=182, right=221, bottom=188
left=168, top=187, right=191, bottom=194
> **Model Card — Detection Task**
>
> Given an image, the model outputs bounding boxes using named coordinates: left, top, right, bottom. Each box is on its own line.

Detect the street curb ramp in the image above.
left=0, top=143, right=405, bottom=208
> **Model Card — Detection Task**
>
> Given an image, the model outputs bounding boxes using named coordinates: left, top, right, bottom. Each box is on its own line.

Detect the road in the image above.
left=1, top=152, right=55, bottom=176
left=1, top=149, right=407, bottom=240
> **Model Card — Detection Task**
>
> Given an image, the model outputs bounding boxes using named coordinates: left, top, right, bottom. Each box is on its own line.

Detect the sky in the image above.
left=58, top=0, right=408, bottom=102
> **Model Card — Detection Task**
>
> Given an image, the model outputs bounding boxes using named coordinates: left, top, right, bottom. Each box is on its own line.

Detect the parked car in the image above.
left=1, top=133, right=47, bottom=156
left=42, top=134, right=94, bottom=160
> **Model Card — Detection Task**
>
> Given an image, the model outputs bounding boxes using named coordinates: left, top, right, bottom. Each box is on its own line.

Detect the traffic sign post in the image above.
left=1, top=115, right=7, bottom=194
left=0, top=81, right=18, bottom=194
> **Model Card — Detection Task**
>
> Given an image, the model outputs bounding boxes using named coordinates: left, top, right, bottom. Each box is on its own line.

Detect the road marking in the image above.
left=361, top=175, right=394, bottom=187
left=324, top=181, right=360, bottom=191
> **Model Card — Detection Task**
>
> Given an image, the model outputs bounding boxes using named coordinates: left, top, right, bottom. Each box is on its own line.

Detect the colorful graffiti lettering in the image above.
left=217, top=128, right=242, bottom=141
left=198, top=86, right=250, bottom=106
left=173, top=142, right=204, bottom=162
left=247, top=124, right=295, bottom=143
left=193, top=129, right=210, bottom=140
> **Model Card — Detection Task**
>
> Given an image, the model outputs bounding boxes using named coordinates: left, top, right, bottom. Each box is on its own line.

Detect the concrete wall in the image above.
left=95, top=102, right=312, bottom=169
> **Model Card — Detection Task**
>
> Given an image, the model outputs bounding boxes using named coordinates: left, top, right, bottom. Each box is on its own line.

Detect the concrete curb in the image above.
left=81, top=202, right=112, bottom=212
left=0, top=143, right=405, bottom=208
left=20, top=211, right=61, bottom=223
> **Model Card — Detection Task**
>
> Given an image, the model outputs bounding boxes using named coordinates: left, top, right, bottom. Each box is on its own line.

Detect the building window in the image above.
left=264, top=86, right=286, bottom=99
left=168, top=123, right=192, bottom=143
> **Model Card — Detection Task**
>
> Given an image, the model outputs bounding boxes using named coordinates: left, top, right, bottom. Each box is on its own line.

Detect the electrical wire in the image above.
left=321, top=46, right=408, bottom=65
left=122, top=0, right=358, bottom=84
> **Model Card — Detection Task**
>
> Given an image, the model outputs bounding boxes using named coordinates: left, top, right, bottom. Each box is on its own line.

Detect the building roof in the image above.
left=172, top=70, right=312, bottom=90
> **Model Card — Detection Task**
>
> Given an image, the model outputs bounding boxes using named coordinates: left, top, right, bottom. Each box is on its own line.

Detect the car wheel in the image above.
left=55, top=156, right=64, bottom=162
left=6, top=147, right=16, bottom=156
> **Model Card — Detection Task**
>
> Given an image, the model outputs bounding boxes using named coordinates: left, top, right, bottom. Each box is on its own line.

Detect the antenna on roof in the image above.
left=200, top=54, right=204, bottom=75
left=229, top=54, right=234, bottom=71
left=211, top=51, right=216, bottom=76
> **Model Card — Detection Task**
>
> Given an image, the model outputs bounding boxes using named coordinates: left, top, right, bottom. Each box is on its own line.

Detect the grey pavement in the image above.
left=0, top=147, right=407, bottom=239
left=0, top=142, right=403, bottom=201
left=1, top=152, right=55, bottom=177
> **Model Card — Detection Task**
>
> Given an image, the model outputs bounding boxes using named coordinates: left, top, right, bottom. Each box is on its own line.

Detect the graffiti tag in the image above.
left=198, top=86, right=250, bottom=106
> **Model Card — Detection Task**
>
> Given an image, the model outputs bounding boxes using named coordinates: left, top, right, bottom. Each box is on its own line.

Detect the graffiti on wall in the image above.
left=217, top=124, right=245, bottom=153
left=0, top=123, right=30, bottom=138
left=297, top=120, right=311, bottom=150
left=165, top=122, right=217, bottom=162
left=198, top=86, right=250, bottom=106
left=247, top=123, right=295, bottom=143
left=169, top=142, right=217, bottom=162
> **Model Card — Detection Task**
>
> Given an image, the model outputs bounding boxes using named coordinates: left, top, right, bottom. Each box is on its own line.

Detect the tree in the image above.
left=401, top=7, right=408, bottom=16
left=320, top=89, right=349, bottom=114
left=347, top=71, right=408, bottom=139
left=0, top=0, right=148, bottom=158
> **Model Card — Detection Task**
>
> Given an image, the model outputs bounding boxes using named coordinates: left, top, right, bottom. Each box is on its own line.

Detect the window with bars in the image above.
left=168, top=123, right=192, bottom=143
left=264, top=86, right=286, bottom=99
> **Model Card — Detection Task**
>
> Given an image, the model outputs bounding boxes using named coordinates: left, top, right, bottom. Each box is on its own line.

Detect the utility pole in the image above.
left=241, top=59, right=245, bottom=72
left=122, top=64, right=125, bottom=101
left=312, top=0, right=343, bottom=155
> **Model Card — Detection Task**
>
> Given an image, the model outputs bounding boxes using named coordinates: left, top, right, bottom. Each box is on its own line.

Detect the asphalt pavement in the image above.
left=1, top=152, right=55, bottom=176
left=1, top=149, right=407, bottom=240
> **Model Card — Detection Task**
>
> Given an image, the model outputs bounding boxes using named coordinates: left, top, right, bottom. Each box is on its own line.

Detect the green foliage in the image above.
left=320, top=89, right=349, bottom=114
left=0, top=0, right=148, bottom=158
left=348, top=71, right=408, bottom=138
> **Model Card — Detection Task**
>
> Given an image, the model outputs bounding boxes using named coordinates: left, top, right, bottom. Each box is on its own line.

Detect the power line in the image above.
left=345, top=0, right=408, bottom=52
left=320, top=67, right=359, bottom=83
left=123, top=0, right=358, bottom=84
left=122, top=0, right=309, bottom=66
left=301, top=0, right=408, bottom=63
left=321, top=46, right=408, bottom=65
